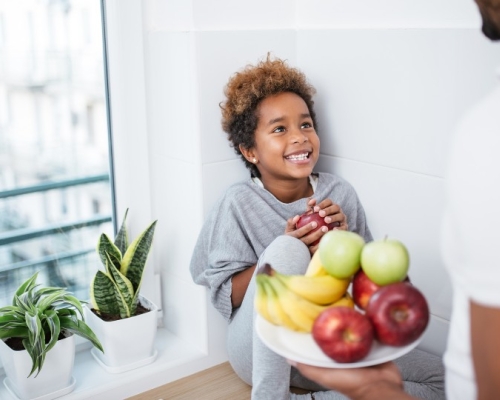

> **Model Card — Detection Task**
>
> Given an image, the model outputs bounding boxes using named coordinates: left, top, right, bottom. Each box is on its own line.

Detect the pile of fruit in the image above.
left=254, top=230, right=430, bottom=363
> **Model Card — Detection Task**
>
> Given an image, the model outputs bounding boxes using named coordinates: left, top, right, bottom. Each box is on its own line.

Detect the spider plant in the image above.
left=0, top=272, right=103, bottom=377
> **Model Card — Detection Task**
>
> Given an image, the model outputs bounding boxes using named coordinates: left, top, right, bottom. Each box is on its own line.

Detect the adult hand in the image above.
left=288, top=360, right=414, bottom=400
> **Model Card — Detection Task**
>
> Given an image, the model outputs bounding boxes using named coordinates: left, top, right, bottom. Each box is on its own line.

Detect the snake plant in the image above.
left=0, top=272, right=103, bottom=377
left=90, top=209, right=157, bottom=319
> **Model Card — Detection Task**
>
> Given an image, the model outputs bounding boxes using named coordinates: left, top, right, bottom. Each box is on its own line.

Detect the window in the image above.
left=0, top=0, right=113, bottom=305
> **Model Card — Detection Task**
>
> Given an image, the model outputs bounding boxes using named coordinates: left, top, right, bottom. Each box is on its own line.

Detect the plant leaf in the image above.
left=121, top=220, right=157, bottom=293
left=14, top=272, right=39, bottom=299
left=60, top=317, right=104, bottom=353
left=107, top=259, right=134, bottom=318
left=43, top=310, right=61, bottom=353
left=97, top=233, right=122, bottom=268
left=114, top=208, right=129, bottom=255
left=0, top=326, right=29, bottom=339
left=90, top=270, right=120, bottom=315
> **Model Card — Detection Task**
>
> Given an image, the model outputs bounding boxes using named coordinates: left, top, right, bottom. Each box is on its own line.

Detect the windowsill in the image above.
left=0, top=328, right=208, bottom=400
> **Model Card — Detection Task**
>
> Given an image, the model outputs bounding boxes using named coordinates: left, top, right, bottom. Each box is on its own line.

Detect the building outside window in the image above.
left=0, top=0, right=113, bottom=305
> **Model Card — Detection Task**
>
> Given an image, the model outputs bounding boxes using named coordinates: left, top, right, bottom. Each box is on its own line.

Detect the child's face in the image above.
left=250, top=91, right=320, bottom=184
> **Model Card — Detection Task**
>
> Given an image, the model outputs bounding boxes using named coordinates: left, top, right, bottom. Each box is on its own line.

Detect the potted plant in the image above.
left=0, top=272, right=103, bottom=400
left=84, top=208, right=158, bottom=373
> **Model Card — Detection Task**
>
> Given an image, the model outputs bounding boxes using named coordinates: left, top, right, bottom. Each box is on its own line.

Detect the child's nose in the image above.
left=290, top=127, right=308, bottom=143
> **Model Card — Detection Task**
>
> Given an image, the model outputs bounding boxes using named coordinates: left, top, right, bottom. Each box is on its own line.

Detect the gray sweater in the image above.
left=189, top=172, right=372, bottom=321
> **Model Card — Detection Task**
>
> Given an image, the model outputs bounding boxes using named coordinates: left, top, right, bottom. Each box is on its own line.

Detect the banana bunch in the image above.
left=255, top=262, right=353, bottom=333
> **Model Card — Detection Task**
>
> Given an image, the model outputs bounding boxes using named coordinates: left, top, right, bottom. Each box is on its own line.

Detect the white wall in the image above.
left=140, top=0, right=500, bottom=383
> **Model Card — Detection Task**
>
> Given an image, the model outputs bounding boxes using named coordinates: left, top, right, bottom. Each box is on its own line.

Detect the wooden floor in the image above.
left=127, top=362, right=251, bottom=400
left=127, top=362, right=311, bottom=400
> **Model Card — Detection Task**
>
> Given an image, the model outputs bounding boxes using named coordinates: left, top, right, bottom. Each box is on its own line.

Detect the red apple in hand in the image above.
left=312, top=307, right=374, bottom=363
left=296, top=210, right=340, bottom=246
left=366, top=282, right=429, bottom=347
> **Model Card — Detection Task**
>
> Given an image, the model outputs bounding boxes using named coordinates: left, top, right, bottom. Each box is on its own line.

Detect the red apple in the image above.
left=352, top=269, right=382, bottom=311
left=365, top=282, right=429, bottom=347
left=353, top=270, right=411, bottom=310
left=296, top=210, right=339, bottom=246
left=312, top=307, right=374, bottom=363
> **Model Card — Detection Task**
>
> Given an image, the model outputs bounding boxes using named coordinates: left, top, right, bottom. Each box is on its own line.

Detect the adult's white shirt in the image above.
left=441, top=74, right=500, bottom=399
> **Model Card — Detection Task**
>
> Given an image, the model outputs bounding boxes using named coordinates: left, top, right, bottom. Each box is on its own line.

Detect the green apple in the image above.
left=360, top=238, right=409, bottom=285
left=318, top=230, right=365, bottom=279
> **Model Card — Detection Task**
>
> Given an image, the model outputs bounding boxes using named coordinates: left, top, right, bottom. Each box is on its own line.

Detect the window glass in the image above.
left=0, top=0, right=113, bottom=305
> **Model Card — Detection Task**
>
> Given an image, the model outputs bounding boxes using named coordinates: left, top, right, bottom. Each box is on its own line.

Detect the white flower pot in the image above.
left=84, top=295, right=158, bottom=373
left=0, top=334, right=75, bottom=400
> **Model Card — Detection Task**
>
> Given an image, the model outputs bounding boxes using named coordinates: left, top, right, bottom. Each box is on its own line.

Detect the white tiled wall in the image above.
left=141, top=0, right=500, bottom=379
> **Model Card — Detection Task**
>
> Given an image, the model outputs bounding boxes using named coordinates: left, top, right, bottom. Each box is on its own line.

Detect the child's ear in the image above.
left=239, top=145, right=255, bottom=163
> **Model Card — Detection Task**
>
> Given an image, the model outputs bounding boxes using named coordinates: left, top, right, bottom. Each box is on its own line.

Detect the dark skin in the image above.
left=231, top=92, right=347, bottom=308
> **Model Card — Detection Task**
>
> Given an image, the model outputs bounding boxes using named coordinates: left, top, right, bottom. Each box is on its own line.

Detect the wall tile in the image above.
left=298, top=29, right=500, bottom=178
left=202, top=159, right=249, bottom=216
left=297, top=0, right=478, bottom=28
left=162, top=275, right=210, bottom=352
left=144, top=0, right=193, bottom=31
left=146, top=31, right=198, bottom=164
left=196, top=30, right=296, bottom=165
left=148, top=156, right=202, bottom=279
left=193, top=0, right=294, bottom=31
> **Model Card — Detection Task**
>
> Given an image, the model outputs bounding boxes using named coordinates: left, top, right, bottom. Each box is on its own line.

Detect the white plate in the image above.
left=255, top=315, right=422, bottom=368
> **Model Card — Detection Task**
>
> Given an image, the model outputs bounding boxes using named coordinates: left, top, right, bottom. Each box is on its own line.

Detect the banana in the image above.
left=326, top=292, right=355, bottom=309
left=273, top=269, right=350, bottom=305
left=267, top=275, right=326, bottom=333
left=261, top=275, right=303, bottom=331
left=254, top=275, right=274, bottom=324
left=304, top=251, right=329, bottom=277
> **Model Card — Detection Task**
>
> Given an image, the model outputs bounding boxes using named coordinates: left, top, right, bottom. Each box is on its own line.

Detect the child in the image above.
left=189, top=55, right=444, bottom=399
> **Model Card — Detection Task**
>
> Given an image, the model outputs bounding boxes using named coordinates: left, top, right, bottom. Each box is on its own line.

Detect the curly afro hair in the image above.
left=220, top=55, right=317, bottom=177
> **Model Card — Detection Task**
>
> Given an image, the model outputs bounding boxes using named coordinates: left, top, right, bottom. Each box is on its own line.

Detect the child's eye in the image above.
left=273, top=126, right=286, bottom=133
left=301, top=122, right=313, bottom=129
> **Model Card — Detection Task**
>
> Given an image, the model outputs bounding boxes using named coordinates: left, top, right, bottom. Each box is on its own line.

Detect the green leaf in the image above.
left=36, top=289, right=66, bottom=312
left=90, top=271, right=120, bottom=315
left=107, top=259, right=134, bottom=318
left=104, top=250, right=122, bottom=277
left=0, top=326, right=29, bottom=339
left=121, top=220, right=157, bottom=293
left=14, top=272, right=39, bottom=299
left=97, top=233, right=122, bottom=268
left=25, top=311, right=42, bottom=346
left=43, top=310, right=61, bottom=353
left=114, top=208, right=129, bottom=256
left=60, top=317, right=103, bottom=353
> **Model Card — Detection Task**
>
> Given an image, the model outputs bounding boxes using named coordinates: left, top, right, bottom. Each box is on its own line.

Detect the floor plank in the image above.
left=126, top=362, right=252, bottom=400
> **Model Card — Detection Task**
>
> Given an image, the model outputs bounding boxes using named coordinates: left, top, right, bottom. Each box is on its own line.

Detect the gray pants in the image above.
left=227, top=235, right=445, bottom=400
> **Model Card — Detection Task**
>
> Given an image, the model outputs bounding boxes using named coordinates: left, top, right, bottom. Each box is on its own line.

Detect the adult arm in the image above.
left=470, top=301, right=500, bottom=400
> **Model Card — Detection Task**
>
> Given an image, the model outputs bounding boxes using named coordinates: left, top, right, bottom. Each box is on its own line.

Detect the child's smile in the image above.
left=248, top=91, right=320, bottom=192
left=284, top=151, right=312, bottom=163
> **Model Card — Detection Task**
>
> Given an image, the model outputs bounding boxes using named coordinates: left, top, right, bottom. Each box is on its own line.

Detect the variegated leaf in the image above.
left=114, top=208, right=129, bottom=256
left=121, top=220, right=157, bottom=293
left=97, top=233, right=122, bottom=268
left=107, top=259, right=134, bottom=318
left=90, top=270, right=120, bottom=315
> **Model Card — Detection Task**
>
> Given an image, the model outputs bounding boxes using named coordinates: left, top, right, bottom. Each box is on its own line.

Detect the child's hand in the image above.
left=285, top=214, right=327, bottom=253
left=308, top=198, right=348, bottom=231
left=284, top=198, right=348, bottom=253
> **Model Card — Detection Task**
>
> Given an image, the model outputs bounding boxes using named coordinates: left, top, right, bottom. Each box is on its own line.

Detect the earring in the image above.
left=253, top=158, right=257, bottom=163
